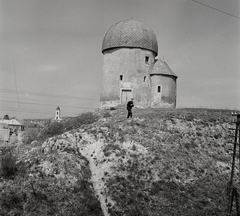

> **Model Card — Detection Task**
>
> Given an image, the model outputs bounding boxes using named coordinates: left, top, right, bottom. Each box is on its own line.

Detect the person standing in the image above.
left=127, top=98, right=134, bottom=118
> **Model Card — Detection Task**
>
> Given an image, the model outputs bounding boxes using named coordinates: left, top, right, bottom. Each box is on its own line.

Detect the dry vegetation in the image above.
left=0, top=108, right=239, bottom=215
left=93, top=108, right=239, bottom=215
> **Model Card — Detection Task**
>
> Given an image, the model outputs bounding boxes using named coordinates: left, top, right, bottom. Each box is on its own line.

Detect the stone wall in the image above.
left=100, top=48, right=156, bottom=107
left=0, top=129, right=10, bottom=142
left=150, top=75, right=177, bottom=108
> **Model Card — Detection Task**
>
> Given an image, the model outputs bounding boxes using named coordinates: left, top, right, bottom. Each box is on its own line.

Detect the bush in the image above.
left=0, top=169, right=103, bottom=216
left=42, top=122, right=64, bottom=138
left=64, top=112, right=99, bottom=131
left=22, top=128, right=41, bottom=144
left=0, top=153, right=18, bottom=178
left=103, top=144, right=122, bottom=157
left=22, top=112, right=99, bottom=143
left=103, top=112, right=111, bottom=118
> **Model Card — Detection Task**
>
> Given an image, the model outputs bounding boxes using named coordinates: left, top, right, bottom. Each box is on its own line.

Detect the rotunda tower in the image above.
left=150, top=59, right=177, bottom=108
left=101, top=19, right=158, bottom=107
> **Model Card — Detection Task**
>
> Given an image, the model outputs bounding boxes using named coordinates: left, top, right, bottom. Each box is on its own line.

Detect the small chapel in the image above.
left=53, top=106, right=62, bottom=121
left=100, top=19, right=178, bottom=108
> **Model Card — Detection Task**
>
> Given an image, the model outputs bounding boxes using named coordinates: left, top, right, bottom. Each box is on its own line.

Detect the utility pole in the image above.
left=227, top=113, right=240, bottom=216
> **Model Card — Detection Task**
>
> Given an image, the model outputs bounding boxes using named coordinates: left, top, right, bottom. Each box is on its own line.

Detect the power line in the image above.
left=0, top=103, right=96, bottom=116
left=0, top=105, right=95, bottom=117
left=0, top=89, right=98, bottom=101
left=0, top=94, right=99, bottom=106
left=12, top=59, right=20, bottom=108
left=0, top=107, right=53, bottom=115
left=191, top=0, right=240, bottom=20
left=0, top=100, right=95, bottom=110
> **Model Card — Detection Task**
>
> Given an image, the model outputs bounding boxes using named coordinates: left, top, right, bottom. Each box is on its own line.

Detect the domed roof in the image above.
left=151, top=59, right=177, bottom=78
left=102, top=20, right=158, bottom=55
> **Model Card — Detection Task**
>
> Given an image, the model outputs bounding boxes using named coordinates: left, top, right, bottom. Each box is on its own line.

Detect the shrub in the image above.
left=44, top=122, right=64, bottom=136
left=22, top=112, right=99, bottom=143
left=22, top=128, right=41, bottom=144
left=64, top=112, right=99, bottom=131
left=0, top=151, right=103, bottom=216
left=0, top=153, right=18, bottom=178
left=103, top=112, right=111, bottom=118
left=0, top=176, right=104, bottom=216
left=103, top=144, right=122, bottom=157
left=132, top=144, right=136, bottom=151
left=74, top=112, right=98, bottom=125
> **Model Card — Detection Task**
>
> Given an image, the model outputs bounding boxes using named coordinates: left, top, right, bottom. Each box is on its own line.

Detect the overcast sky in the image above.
left=0, top=0, right=239, bottom=119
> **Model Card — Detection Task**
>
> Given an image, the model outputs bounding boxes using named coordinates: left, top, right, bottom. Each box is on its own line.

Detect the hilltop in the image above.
left=0, top=108, right=239, bottom=216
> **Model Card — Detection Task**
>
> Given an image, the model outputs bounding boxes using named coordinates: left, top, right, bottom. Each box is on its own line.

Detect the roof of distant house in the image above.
left=0, top=119, right=22, bottom=126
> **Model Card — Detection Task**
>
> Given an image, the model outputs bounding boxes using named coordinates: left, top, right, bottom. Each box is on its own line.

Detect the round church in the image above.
left=100, top=19, right=177, bottom=108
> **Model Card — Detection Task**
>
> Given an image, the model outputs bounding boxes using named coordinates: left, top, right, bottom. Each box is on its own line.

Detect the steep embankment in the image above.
left=1, top=108, right=239, bottom=216
left=41, top=108, right=239, bottom=215
left=0, top=130, right=103, bottom=216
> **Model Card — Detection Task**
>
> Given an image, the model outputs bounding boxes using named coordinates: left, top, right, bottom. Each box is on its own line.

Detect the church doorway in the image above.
left=121, top=89, right=133, bottom=105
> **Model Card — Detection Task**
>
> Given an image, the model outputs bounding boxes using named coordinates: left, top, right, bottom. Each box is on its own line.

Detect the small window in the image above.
left=157, top=86, right=161, bottom=93
left=143, top=76, right=146, bottom=82
left=145, top=56, right=149, bottom=64
left=120, top=75, right=123, bottom=81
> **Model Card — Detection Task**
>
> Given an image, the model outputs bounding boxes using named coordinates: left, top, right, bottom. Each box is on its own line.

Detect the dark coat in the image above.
left=127, top=101, right=134, bottom=111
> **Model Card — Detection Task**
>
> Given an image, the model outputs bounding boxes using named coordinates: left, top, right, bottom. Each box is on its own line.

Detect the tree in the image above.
left=3, top=114, right=10, bottom=120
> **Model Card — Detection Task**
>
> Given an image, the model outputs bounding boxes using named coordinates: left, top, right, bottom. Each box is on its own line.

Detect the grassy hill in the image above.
left=0, top=108, right=239, bottom=215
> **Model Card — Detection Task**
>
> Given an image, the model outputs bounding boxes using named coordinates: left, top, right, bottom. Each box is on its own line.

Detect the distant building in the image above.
left=54, top=106, right=62, bottom=121
left=0, top=122, right=9, bottom=129
left=100, top=19, right=178, bottom=108
left=0, top=122, right=10, bottom=141
left=0, top=118, right=23, bottom=131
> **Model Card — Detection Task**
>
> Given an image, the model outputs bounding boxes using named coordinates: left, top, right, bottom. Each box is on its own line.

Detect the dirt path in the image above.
left=79, top=140, right=110, bottom=216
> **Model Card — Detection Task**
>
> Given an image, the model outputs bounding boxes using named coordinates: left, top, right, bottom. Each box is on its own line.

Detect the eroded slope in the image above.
left=1, top=108, right=239, bottom=216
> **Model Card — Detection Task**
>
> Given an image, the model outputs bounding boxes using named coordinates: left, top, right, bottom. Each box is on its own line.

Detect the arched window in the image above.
left=157, top=85, right=161, bottom=93
left=120, top=75, right=123, bottom=81
left=145, top=56, right=149, bottom=64
left=143, top=76, right=146, bottom=82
